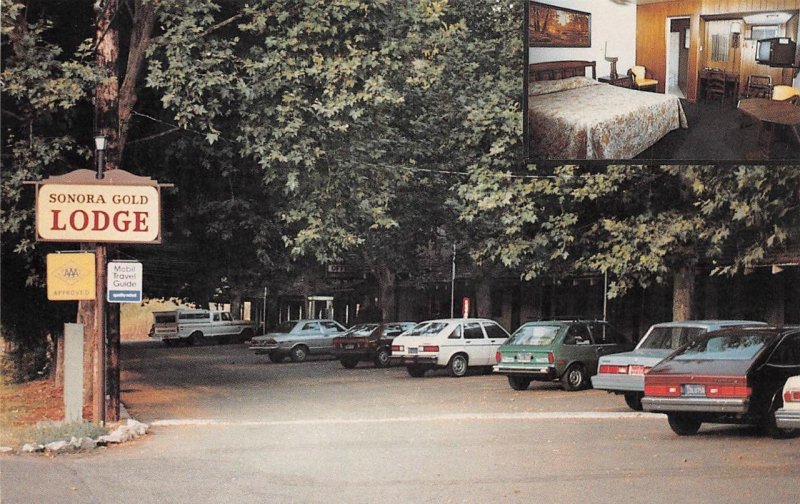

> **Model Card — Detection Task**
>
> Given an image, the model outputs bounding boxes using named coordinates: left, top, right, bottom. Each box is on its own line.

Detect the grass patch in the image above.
left=14, top=421, right=107, bottom=447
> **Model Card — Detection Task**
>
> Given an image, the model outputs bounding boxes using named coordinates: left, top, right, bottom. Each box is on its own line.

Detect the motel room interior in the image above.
left=528, top=0, right=800, bottom=162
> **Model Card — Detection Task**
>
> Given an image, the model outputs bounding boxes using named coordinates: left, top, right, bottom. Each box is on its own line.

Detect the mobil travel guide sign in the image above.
left=35, top=169, right=162, bottom=244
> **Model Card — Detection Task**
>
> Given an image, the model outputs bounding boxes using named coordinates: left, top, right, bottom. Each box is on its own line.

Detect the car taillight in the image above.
left=421, top=345, right=439, bottom=352
left=496, top=352, right=501, bottom=363
left=599, top=364, right=628, bottom=374
left=391, top=345, right=404, bottom=352
left=784, top=390, right=800, bottom=403
left=644, top=384, right=682, bottom=397
left=547, top=352, right=554, bottom=364
left=706, top=385, right=751, bottom=398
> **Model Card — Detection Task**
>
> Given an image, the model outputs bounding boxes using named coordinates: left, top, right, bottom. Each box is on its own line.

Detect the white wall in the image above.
left=529, top=0, right=637, bottom=79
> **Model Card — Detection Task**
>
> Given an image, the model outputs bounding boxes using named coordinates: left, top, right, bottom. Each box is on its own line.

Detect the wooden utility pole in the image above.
left=95, top=0, right=120, bottom=424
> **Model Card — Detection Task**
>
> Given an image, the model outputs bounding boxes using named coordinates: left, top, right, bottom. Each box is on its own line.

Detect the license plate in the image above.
left=629, top=365, right=646, bottom=375
left=516, top=353, right=532, bottom=363
left=345, top=344, right=355, bottom=350
left=683, top=384, right=706, bottom=396
left=409, top=348, right=418, bottom=354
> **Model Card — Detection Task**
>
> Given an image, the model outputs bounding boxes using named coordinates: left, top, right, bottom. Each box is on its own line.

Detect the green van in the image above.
left=493, top=320, right=633, bottom=391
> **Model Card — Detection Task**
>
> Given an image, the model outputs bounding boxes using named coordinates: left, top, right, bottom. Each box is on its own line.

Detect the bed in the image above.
left=527, top=60, right=688, bottom=160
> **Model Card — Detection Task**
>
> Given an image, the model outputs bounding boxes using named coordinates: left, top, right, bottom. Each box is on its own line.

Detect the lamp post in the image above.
left=93, top=135, right=107, bottom=425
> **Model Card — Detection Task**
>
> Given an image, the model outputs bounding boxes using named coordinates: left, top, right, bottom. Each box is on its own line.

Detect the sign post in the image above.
left=32, top=167, right=166, bottom=426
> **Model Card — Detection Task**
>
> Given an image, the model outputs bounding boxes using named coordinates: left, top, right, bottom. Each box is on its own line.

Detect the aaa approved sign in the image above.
left=47, top=253, right=96, bottom=301
left=107, top=261, right=143, bottom=303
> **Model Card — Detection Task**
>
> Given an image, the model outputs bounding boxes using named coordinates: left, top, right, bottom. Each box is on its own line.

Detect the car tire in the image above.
left=624, top=392, right=644, bottom=411
left=239, top=329, right=254, bottom=343
left=406, top=365, right=426, bottom=378
left=667, top=414, right=702, bottom=436
left=447, top=354, right=469, bottom=378
left=290, top=345, right=308, bottom=363
left=340, top=358, right=359, bottom=369
left=190, top=331, right=204, bottom=346
left=374, top=347, right=391, bottom=368
left=267, top=352, right=285, bottom=363
left=508, top=376, right=531, bottom=391
left=561, top=364, right=587, bottom=391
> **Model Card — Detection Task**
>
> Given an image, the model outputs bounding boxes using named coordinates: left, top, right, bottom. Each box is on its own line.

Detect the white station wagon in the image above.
left=390, top=318, right=510, bottom=377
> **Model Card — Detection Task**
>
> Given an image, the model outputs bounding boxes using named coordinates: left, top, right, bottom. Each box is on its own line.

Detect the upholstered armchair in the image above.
left=628, top=65, right=658, bottom=92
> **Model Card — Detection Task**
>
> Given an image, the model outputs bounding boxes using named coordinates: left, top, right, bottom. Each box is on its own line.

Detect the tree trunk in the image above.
left=375, top=264, right=397, bottom=322
left=118, top=0, right=157, bottom=158
left=673, top=265, right=695, bottom=321
left=475, top=278, right=492, bottom=318
left=231, top=291, right=243, bottom=320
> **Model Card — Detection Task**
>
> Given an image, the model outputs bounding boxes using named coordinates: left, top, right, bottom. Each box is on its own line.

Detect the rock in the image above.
left=22, top=443, right=43, bottom=453
left=69, top=436, right=96, bottom=450
left=0, top=447, right=14, bottom=454
left=44, top=440, right=71, bottom=453
left=96, top=419, right=148, bottom=445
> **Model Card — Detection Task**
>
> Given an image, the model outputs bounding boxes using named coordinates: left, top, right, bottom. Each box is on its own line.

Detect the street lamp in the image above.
left=94, top=135, right=106, bottom=180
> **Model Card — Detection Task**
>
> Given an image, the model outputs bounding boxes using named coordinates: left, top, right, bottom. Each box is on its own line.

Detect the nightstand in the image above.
left=598, top=75, right=633, bottom=88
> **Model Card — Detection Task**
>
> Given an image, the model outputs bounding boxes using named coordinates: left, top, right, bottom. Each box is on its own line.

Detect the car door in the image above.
left=561, top=323, right=597, bottom=372
left=298, top=321, right=323, bottom=350
left=319, top=320, right=346, bottom=350
left=590, top=322, right=632, bottom=361
left=210, top=312, right=222, bottom=338
left=482, top=321, right=510, bottom=365
left=760, top=333, right=800, bottom=408
left=462, top=322, right=488, bottom=365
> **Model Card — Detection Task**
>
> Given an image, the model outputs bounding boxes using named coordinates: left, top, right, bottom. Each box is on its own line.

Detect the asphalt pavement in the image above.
left=1, top=341, right=798, bottom=503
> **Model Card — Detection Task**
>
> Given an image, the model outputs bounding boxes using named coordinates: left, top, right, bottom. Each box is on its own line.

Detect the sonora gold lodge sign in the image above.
left=35, top=169, right=162, bottom=244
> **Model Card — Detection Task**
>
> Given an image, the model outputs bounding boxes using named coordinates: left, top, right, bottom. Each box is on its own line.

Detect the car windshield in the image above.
left=344, top=324, right=378, bottom=336
left=639, top=326, right=706, bottom=350
left=403, top=322, right=448, bottom=337
left=674, top=332, right=770, bottom=361
left=507, top=325, right=560, bottom=346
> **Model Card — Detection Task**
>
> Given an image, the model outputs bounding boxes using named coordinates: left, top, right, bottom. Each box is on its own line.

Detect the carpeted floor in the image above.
left=636, top=98, right=800, bottom=162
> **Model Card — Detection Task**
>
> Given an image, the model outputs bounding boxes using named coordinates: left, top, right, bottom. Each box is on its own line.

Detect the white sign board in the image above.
left=107, top=261, right=143, bottom=303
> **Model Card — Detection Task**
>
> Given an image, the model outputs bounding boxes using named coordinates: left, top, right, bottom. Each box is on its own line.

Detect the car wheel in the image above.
left=406, top=365, right=426, bottom=378
left=561, top=364, right=587, bottom=391
left=447, top=354, right=469, bottom=377
left=239, top=329, right=254, bottom=343
left=374, top=347, right=391, bottom=368
left=340, top=358, right=359, bottom=369
left=190, top=331, right=204, bottom=346
left=267, top=352, right=285, bottom=363
left=624, top=392, right=644, bottom=411
left=508, top=376, right=531, bottom=391
left=290, top=345, right=308, bottom=363
left=667, top=414, right=702, bottom=436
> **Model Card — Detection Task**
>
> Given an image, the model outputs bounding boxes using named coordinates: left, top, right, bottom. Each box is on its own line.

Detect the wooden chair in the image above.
left=740, top=74, right=772, bottom=100
left=705, top=70, right=727, bottom=104
left=628, top=65, right=658, bottom=92
left=772, top=85, right=800, bottom=105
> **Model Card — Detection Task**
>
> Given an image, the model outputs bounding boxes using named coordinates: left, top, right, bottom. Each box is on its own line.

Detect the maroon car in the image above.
left=642, top=325, right=800, bottom=437
left=331, top=322, right=416, bottom=369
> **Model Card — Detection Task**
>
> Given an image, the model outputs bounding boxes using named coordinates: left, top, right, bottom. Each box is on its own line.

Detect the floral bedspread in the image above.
left=528, top=77, right=688, bottom=160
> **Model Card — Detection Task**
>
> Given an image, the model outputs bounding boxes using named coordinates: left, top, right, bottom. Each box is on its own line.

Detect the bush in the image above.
left=0, top=343, right=50, bottom=384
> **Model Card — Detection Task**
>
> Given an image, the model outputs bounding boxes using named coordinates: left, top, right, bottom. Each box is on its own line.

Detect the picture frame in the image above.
left=529, top=2, right=591, bottom=48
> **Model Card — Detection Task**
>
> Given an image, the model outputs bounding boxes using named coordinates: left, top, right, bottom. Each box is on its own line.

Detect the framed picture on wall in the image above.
left=529, top=2, right=591, bottom=48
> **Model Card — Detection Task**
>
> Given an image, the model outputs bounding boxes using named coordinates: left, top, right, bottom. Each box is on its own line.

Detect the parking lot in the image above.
left=2, top=341, right=799, bottom=503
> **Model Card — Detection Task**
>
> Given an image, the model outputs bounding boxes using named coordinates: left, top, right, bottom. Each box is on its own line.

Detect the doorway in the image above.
left=666, top=17, right=690, bottom=98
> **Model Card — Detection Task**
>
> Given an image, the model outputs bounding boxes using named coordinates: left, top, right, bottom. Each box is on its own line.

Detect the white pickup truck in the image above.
left=150, top=309, right=259, bottom=346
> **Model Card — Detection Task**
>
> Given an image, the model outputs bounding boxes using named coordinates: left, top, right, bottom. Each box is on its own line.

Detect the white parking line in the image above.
left=150, top=411, right=663, bottom=427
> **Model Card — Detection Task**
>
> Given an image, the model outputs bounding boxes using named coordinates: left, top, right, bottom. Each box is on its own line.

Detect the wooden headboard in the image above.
left=528, top=60, right=596, bottom=82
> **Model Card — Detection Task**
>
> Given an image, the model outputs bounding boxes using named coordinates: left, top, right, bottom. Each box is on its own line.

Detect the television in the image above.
left=755, top=37, right=797, bottom=67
